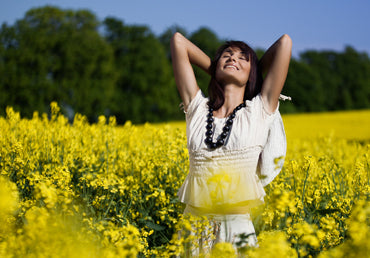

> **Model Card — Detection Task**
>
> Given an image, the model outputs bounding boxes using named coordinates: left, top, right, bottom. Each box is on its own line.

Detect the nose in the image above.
left=227, top=55, right=236, bottom=63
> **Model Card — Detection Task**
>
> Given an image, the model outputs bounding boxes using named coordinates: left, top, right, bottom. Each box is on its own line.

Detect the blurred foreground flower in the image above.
left=318, top=199, right=370, bottom=258
left=243, top=230, right=297, bottom=257
left=0, top=176, right=19, bottom=237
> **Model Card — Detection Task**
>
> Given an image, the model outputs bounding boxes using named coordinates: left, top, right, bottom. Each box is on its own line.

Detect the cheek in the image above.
left=243, top=66, right=251, bottom=82
left=216, top=61, right=223, bottom=72
left=215, top=62, right=224, bottom=79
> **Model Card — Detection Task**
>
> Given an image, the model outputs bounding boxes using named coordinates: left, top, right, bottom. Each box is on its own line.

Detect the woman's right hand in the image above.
left=170, top=32, right=211, bottom=109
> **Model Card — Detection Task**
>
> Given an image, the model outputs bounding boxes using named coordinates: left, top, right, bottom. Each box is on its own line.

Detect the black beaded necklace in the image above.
left=205, top=102, right=246, bottom=149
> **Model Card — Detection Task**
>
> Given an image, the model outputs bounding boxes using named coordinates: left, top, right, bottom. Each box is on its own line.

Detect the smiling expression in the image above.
left=215, top=47, right=251, bottom=87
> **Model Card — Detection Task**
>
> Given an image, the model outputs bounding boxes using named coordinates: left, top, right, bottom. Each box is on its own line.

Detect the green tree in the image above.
left=159, top=25, right=188, bottom=60
left=103, top=18, right=181, bottom=123
left=2, top=6, right=370, bottom=121
left=189, top=27, right=222, bottom=94
left=298, top=48, right=370, bottom=111
left=335, top=46, right=370, bottom=109
left=0, top=6, right=116, bottom=121
left=300, top=50, right=342, bottom=111
left=283, top=58, right=324, bottom=112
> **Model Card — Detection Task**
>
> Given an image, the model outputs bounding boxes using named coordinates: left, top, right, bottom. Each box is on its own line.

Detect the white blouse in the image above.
left=178, top=90, right=286, bottom=210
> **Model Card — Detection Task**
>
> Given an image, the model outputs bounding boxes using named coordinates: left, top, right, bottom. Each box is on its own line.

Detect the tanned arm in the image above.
left=170, top=32, right=211, bottom=108
left=259, top=34, right=292, bottom=113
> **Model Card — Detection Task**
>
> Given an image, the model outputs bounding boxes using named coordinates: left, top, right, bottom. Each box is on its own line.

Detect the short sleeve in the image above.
left=244, top=94, right=286, bottom=186
left=259, top=94, right=280, bottom=121
left=245, top=94, right=280, bottom=125
left=256, top=110, right=287, bottom=186
left=184, top=90, right=206, bottom=118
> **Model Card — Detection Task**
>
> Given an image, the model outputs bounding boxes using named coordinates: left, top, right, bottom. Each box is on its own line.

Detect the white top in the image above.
left=178, top=90, right=286, bottom=210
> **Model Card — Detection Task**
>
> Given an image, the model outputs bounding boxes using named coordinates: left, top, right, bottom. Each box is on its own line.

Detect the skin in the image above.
left=214, top=46, right=251, bottom=118
left=215, top=47, right=251, bottom=87
left=170, top=32, right=292, bottom=117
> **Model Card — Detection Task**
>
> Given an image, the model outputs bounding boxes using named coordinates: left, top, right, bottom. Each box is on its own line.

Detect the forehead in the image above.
left=223, top=46, right=246, bottom=55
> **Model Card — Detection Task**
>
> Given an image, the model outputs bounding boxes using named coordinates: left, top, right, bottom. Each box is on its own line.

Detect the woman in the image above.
left=170, top=32, right=292, bottom=251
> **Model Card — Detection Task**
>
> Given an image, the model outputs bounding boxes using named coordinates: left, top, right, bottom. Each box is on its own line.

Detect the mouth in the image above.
left=224, top=65, right=238, bottom=70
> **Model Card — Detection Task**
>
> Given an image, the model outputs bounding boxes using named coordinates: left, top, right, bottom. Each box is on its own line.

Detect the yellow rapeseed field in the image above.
left=0, top=104, right=369, bottom=257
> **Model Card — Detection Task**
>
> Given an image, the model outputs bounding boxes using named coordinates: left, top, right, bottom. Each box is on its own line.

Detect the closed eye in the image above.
left=239, top=55, right=250, bottom=61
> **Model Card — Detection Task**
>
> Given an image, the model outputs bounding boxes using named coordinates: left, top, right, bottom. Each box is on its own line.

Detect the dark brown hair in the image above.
left=208, top=41, right=262, bottom=110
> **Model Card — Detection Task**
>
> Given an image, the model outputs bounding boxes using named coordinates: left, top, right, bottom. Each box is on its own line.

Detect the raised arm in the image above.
left=259, top=34, right=292, bottom=113
left=170, top=32, right=211, bottom=108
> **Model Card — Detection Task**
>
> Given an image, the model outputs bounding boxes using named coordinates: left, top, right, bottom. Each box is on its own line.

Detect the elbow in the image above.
left=172, top=31, right=184, bottom=40
left=281, top=33, right=291, bottom=40
left=170, top=32, right=185, bottom=49
left=281, top=34, right=292, bottom=48
left=280, top=34, right=292, bottom=56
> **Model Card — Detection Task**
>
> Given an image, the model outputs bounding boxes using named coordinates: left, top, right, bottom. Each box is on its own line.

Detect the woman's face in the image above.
left=215, top=47, right=251, bottom=87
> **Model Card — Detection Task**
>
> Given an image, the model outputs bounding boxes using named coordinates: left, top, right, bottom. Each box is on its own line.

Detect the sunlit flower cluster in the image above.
left=253, top=121, right=370, bottom=256
left=0, top=104, right=369, bottom=257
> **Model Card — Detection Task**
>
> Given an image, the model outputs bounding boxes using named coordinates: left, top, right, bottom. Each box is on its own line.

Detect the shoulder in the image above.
left=183, top=89, right=207, bottom=115
left=244, top=93, right=280, bottom=122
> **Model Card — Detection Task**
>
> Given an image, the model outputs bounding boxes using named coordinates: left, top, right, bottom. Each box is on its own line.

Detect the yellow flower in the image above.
left=0, top=104, right=368, bottom=257
left=0, top=176, right=19, bottom=215
left=211, top=242, right=236, bottom=258
left=244, top=231, right=297, bottom=258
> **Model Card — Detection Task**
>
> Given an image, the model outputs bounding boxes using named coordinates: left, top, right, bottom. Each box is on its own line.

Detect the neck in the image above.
left=214, top=84, right=245, bottom=118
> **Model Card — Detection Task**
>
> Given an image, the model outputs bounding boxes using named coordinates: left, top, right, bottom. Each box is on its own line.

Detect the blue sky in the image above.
left=1, top=0, right=369, bottom=57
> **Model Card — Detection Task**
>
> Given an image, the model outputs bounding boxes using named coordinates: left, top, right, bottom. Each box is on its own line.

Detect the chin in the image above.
left=217, top=71, right=247, bottom=85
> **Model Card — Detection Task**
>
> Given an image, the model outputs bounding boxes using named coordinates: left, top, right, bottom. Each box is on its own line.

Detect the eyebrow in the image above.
left=225, top=48, right=247, bottom=56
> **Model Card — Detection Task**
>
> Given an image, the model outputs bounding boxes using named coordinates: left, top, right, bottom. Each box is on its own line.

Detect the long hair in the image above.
left=208, top=41, right=262, bottom=110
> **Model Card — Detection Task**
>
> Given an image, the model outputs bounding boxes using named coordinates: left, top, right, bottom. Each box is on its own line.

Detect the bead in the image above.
left=205, top=137, right=213, bottom=144
left=205, top=102, right=244, bottom=149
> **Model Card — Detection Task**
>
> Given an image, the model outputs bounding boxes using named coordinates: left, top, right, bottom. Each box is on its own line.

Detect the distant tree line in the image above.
left=0, top=6, right=369, bottom=123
